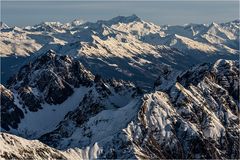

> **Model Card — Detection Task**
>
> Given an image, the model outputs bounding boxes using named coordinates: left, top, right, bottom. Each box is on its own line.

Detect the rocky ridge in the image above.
left=1, top=52, right=238, bottom=159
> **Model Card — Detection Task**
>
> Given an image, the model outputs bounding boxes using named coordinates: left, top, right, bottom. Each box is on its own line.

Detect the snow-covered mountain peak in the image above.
left=41, top=21, right=62, bottom=26
left=209, top=22, right=218, bottom=27
left=0, top=22, right=9, bottom=29
left=1, top=16, right=239, bottom=88
left=97, top=14, right=141, bottom=26
left=70, top=19, right=85, bottom=26
left=25, top=21, right=69, bottom=32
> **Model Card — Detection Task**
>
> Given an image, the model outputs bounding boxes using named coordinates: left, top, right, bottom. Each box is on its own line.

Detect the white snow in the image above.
left=11, top=87, right=90, bottom=138
left=0, top=132, right=97, bottom=160
left=59, top=98, right=141, bottom=148
left=1, top=16, right=238, bottom=58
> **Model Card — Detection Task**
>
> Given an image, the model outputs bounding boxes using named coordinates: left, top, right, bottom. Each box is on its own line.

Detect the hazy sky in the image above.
left=1, top=1, right=239, bottom=27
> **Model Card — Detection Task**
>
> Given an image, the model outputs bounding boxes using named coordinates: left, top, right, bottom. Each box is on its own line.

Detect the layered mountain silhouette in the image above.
left=0, top=15, right=239, bottom=159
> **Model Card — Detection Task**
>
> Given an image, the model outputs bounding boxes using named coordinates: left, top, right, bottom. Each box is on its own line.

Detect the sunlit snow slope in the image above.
left=1, top=16, right=239, bottom=88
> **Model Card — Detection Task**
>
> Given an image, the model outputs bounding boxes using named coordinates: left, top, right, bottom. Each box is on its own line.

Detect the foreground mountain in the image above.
left=1, top=15, right=238, bottom=88
left=38, top=59, right=240, bottom=159
left=0, top=132, right=80, bottom=159
left=1, top=50, right=239, bottom=159
left=1, top=51, right=139, bottom=139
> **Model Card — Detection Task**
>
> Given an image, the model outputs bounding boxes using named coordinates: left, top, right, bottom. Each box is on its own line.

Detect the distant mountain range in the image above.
left=1, top=15, right=239, bottom=87
left=0, top=15, right=239, bottom=159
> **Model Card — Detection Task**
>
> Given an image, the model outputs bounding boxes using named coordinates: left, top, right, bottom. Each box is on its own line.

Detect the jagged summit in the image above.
left=69, top=19, right=85, bottom=26
left=0, top=21, right=9, bottom=29
left=1, top=51, right=139, bottom=138
left=97, top=14, right=141, bottom=25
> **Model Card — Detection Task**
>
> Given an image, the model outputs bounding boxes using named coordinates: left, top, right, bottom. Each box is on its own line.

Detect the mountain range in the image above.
left=1, top=15, right=239, bottom=88
left=0, top=15, right=239, bottom=159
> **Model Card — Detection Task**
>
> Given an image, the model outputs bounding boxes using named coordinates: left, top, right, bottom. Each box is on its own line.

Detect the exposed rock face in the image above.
left=39, top=76, right=139, bottom=149
left=89, top=60, right=239, bottom=159
left=0, top=55, right=239, bottom=159
left=0, top=85, right=24, bottom=131
left=46, top=59, right=238, bottom=159
left=123, top=91, right=238, bottom=159
left=1, top=51, right=139, bottom=140
left=150, top=59, right=239, bottom=159
left=8, top=50, right=94, bottom=107
left=4, top=51, right=94, bottom=109
left=1, top=51, right=94, bottom=132
left=18, top=86, right=42, bottom=112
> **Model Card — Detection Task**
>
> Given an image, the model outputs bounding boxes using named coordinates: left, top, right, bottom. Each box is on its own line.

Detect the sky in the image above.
left=1, top=1, right=239, bottom=27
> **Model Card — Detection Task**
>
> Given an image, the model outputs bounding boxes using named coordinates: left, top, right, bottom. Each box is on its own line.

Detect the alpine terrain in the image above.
left=0, top=15, right=239, bottom=159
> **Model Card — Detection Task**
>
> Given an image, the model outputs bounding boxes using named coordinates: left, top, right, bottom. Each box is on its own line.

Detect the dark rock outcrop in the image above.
left=0, top=85, right=24, bottom=131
